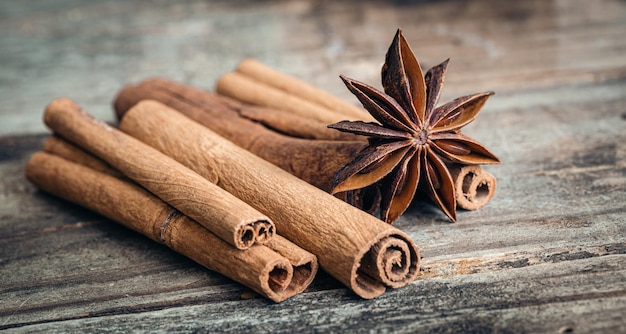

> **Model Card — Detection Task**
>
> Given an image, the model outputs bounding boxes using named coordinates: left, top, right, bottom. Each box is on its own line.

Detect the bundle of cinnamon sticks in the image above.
left=28, top=99, right=318, bottom=302
left=28, top=94, right=420, bottom=301
left=114, top=59, right=497, bottom=212
left=28, top=57, right=495, bottom=302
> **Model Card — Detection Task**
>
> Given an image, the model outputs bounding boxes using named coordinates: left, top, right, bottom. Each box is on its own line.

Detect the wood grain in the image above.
left=1, top=0, right=625, bottom=332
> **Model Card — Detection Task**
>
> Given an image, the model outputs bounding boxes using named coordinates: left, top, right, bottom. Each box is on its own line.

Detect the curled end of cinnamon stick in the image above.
left=449, top=164, right=497, bottom=210
left=171, top=218, right=297, bottom=303
left=234, top=218, right=276, bottom=249
left=264, top=259, right=294, bottom=294
left=254, top=220, right=275, bottom=244
left=351, top=231, right=420, bottom=299
left=164, top=214, right=303, bottom=303
left=236, top=224, right=257, bottom=249
left=265, top=235, right=319, bottom=298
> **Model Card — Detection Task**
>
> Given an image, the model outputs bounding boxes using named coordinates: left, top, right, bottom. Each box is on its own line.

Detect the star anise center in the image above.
left=415, top=128, right=429, bottom=145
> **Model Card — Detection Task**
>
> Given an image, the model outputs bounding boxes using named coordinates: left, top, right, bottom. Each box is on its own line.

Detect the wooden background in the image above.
left=1, top=0, right=625, bottom=332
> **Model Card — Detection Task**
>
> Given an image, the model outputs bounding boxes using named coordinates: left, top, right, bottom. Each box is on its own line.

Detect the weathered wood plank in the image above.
left=1, top=0, right=625, bottom=332
left=3, top=255, right=624, bottom=333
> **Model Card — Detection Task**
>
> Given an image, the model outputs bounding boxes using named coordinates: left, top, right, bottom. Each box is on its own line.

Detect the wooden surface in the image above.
left=1, top=0, right=625, bottom=332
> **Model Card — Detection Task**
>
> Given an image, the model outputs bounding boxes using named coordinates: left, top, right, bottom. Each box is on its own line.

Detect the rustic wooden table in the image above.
left=1, top=0, right=625, bottom=332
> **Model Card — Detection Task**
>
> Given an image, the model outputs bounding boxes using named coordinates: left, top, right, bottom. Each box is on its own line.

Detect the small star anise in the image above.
left=329, top=29, right=500, bottom=223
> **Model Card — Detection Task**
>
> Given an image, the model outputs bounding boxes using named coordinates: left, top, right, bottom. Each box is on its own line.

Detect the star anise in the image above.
left=329, top=29, right=500, bottom=223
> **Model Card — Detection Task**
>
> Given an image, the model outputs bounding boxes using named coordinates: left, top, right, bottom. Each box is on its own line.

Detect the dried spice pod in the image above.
left=224, top=58, right=501, bottom=218
left=44, top=98, right=274, bottom=250
left=328, top=29, right=500, bottom=223
left=25, top=152, right=316, bottom=302
left=118, top=100, right=420, bottom=299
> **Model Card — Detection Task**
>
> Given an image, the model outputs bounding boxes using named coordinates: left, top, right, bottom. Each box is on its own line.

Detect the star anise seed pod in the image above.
left=329, top=29, right=500, bottom=223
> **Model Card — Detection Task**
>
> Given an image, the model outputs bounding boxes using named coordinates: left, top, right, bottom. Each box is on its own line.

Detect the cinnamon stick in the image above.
left=119, top=100, right=420, bottom=299
left=144, top=77, right=362, bottom=142
left=264, top=234, right=317, bottom=292
left=25, top=152, right=316, bottom=302
left=239, top=105, right=361, bottom=141
left=234, top=58, right=373, bottom=121
left=448, top=164, right=497, bottom=210
left=113, top=80, right=366, bottom=192
left=44, top=97, right=274, bottom=249
left=216, top=72, right=350, bottom=125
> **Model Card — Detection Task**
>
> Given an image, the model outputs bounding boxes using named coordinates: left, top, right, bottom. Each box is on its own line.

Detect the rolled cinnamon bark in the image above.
left=39, top=139, right=312, bottom=293
left=44, top=120, right=281, bottom=246
left=25, top=152, right=316, bottom=302
left=264, top=234, right=317, bottom=293
left=143, top=77, right=361, bottom=141
left=234, top=58, right=373, bottom=121
left=44, top=97, right=273, bottom=250
left=216, top=72, right=350, bottom=125
left=113, top=80, right=366, bottom=192
left=119, top=100, right=420, bottom=299
left=239, top=105, right=362, bottom=141
left=448, top=164, right=497, bottom=210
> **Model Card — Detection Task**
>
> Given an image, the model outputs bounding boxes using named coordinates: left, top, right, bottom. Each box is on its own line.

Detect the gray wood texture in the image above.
left=1, top=0, right=625, bottom=332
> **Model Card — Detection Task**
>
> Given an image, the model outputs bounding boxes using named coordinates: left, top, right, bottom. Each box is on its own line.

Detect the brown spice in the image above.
left=118, top=100, right=420, bottom=299
left=44, top=98, right=274, bottom=249
left=328, top=29, right=500, bottom=223
left=233, top=58, right=374, bottom=121
left=113, top=79, right=366, bottom=192
left=226, top=58, right=500, bottom=217
left=113, top=77, right=497, bottom=217
left=216, top=71, right=353, bottom=125
left=25, top=152, right=316, bottom=302
left=238, top=105, right=362, bottom=141
left=448, top=164, right=497, bottom=211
